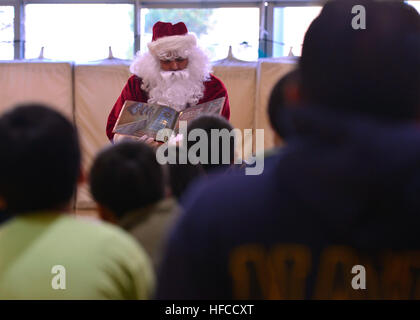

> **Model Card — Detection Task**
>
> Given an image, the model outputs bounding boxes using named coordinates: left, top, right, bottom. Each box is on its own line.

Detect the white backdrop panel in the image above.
left=0, top=62, right=73, bottom=120
left=212, top=62, right=257, bottom=160
left=255, top=58, right=296, bottom=150
left=74, top=63, right=131, bottom=209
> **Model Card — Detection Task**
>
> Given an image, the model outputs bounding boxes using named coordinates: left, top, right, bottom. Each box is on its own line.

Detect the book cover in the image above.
left=112, top=97, right=225, bottom=141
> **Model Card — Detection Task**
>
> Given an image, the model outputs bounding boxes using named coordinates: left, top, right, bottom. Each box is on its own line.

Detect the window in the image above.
left=407, top=1, right=420, bottom=12
left=140, top=8, right=260, bottom=61
left=0, top=6, right=14, bottom=60
left=25, top=4, right=134, bottom=62
left=273, top=6, right=322, bottom=57
left=7, top=2, right=328, bottom=61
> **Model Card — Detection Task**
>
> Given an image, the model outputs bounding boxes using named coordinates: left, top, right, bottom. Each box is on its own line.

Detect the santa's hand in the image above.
left=139, top=135, right=164, bottom=149
left=113, top=133, right=129, bottom=143
left=113, top=134, right=146, bottom=144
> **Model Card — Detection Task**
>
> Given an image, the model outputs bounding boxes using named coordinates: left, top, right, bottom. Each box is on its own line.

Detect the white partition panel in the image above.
left=255, top=58, right=296, bottom=151
left=212, top=61, right=257, bottom=160
left=74, top=63, right=131, bottom=209
left=0, top=61, right=73, bottom=120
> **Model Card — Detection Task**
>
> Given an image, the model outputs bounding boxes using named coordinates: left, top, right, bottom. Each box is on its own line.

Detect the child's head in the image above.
left=167, top=146, right=205, bottom=200
left=0, top=104, right=81, bottom=214
left=186, top=114, right=235, bottom=173
left=90, top=141, right=164, bottom=221
left=300, top=0, right=420, bottom=120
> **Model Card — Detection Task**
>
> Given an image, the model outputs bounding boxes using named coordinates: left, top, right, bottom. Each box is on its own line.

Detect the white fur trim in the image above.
left=147, top=34, right=197, bottom=57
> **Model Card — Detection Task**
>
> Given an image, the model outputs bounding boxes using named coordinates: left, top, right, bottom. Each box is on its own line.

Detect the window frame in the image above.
left=0, top=0, right=21, bottom=59
left=138, top=3, right=262, bottom=61
left=270, top=2, right=323, bottom=57
left=8, top=0, right=406, bottom=60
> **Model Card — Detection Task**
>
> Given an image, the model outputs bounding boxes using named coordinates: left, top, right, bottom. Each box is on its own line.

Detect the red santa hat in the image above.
left=147, top=21, right=197, bottom=58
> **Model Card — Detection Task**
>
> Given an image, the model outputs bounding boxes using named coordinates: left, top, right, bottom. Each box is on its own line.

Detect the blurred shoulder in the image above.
left=69, top=215, right=145, bottom=253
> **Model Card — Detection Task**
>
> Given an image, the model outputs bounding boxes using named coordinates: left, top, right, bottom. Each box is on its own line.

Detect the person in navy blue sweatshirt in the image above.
left=156, top=0, right=420, bottom=299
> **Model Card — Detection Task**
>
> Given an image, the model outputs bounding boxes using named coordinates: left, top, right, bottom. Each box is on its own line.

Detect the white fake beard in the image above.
left=147, top=69, right=204, bottom=111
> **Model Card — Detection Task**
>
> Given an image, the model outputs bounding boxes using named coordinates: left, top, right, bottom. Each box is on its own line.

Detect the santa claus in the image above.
left=106, top=21, right=230, bottom=142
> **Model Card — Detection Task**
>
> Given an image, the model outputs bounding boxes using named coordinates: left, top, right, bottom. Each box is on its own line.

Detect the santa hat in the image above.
left=147, top=21, right=197, bottom=58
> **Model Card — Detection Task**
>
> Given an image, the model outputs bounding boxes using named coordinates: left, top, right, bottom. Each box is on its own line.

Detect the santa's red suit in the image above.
left=106, top=73, right=230, bottom=141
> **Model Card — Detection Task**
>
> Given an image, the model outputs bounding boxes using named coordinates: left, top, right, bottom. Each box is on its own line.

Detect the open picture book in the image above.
left=112, top=97, right=225, bottom=142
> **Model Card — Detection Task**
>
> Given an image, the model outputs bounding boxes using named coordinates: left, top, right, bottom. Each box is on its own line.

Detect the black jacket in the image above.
left=157, top=106, right=420, bottom=299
